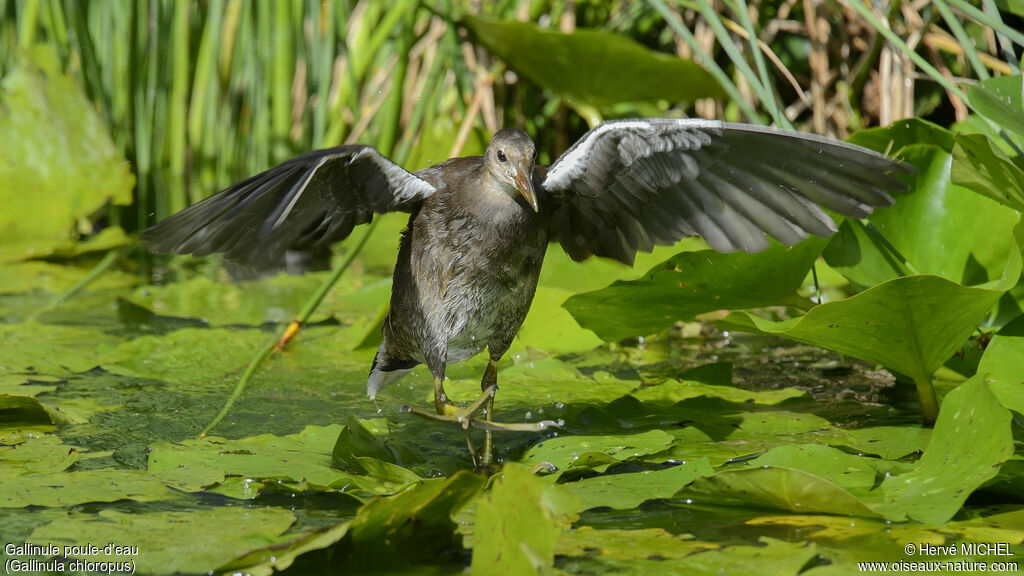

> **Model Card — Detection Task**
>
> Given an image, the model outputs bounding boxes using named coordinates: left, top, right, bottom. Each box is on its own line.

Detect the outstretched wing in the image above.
left=543, top=118, right=912, bottom=264
left=144, top=146, right=436, bottom=267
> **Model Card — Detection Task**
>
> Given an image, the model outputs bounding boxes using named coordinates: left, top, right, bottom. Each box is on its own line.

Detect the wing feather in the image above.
left=144, top=145, right=435, bottom=268
left=543, top=118, right=912, bottom=264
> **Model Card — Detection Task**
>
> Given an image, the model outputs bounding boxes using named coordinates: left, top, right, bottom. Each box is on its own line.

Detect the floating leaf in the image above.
left=99, top=327, right=267, bottom=386
left=0, top=394, right=52, bottom=426
left=0, top=436, right=77, bottom=475
left=446, top=357, right=640, bottom=406
left=871, top=375, right=1014, bottom=525
left=977, top=314, right=1024, bottom=416
left=968, top=75, right=1024, bottom=140
left=0, top=48, right=134, bottom=262
left=824, top=144, right=1019, bottom=288
left=128, top=273, right=390, bottom=329
left=522, top=430, right=674, bottom=471
left=720, top=275, right=1013, bottom=418
left=952, top=133, right=1024, bottom=212
left=564, top=458, right=714, bottom=512
left=631, top=379, right=807, bottom=405
left=0, top=322, right=123, bottom=376
left=683, top=466, right=884, bottom=518
left=555, top=526, right=715, bottom=561
left=30, top=508, right=295, bottom=576
left=560, top=536, right=818, bottom=576
left=565, top=238, right=827, bottom=341
left=0, top=467, right=223, bottom=507
left=747, top=444, right=880, bottom=491
left=148, top=424, right=407, bottom=498
left=472, top=464, right=578, bottom=575
left=344, top=471, right=484, bottom=567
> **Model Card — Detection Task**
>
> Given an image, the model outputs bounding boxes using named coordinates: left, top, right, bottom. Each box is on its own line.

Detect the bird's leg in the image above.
left=404, top=357, right=559, bottom=467
left=477, top=357, right=498, bottom=468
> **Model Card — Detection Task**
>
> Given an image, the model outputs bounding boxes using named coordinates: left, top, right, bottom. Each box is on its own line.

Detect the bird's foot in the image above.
left=406, top=385, right=561, bottom=432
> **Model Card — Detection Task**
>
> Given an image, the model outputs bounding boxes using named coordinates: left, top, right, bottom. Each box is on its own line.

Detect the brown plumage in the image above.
left=145, top=119, right=912, bottom=467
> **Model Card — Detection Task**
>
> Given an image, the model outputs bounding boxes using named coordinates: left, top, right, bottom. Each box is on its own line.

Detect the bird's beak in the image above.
left=514, top=167, right=539, bottom=212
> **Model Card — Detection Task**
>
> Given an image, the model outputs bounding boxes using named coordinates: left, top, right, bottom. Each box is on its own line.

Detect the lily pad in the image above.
left=0, top=467, right=223, bottom=507
left=472, top=464, right=578, bottom=575
left=99, top=327, right=268, bottom=386
left=871, top=375, right=1014, bottom=525
left=823, top=144, right=1020, bottom=288
left=747, top=444, right=880, bottom=491
left=559, top=536, right=819, bottom=576
left=555, top=526, right=715, bottom=561
left=968, top=74, right=1024, bottom=139
left=720, top=274, right=1013, bottom=419
left=952, top=133, right=1024, bottom=212
left=29, top=507, right=295, bottom=576
left=446, top=357, right=640, bottom=406
left=977, top=314, right=1024, bottom=416
left=0, top=436, right=78, bottom=475
left=564, top=458, right=714, bottom=512
left=1, top=322, right=123, bottom=376
left=0, top=48, right=134, bottom=263
left=521, top=429, right=674, bottom=471
left=565, top=238, right=827, bottom=341
left=631, top=379, right=807, bottom=405
left=149, top=424, right=410, bottom=497
left=683, top=466, right=884, bottom=518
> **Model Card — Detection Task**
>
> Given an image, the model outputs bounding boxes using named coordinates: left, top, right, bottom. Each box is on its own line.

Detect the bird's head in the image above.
left=485, top=128, right=538, bottom=212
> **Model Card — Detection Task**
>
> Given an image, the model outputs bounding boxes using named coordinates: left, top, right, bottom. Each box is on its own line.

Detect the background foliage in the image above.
left=1, top=0, right=1023, bottom=574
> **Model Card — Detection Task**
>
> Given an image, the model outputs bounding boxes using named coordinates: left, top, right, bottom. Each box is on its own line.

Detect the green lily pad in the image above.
left=747, top=444, right=880, bottom=491
left=952, top=133, right=1024, bottom=212
left=631, top=379, right=807, bottom=405
left=823, top=144, right=1020, bottom=288
left=977, top=314, right=1024, bottom=416
left=522, top=430, right=674, bottom=471
left=0, top=436, right=78, bottom=475
left=0, top=466, right=223, bottom=508
left=871, top=375, right=1014, bottom=525
left=149, top=424, right=410, bottom=497
left=683, top=466, right=884, bottom=518
left=719, top=275, right=1013, bottom=417
left=0, top=394, right=53, bottom=426
left=346, top=471, right=485, bottom=567
left=564, top=458, right=714, bottom=512
left=847, top=117, right=955, bottom=154
left=560, top=536, right=819, bottom=576
left=29, top=507, right=295, bottom=576
left=969, top=75, right=1024, bottom=140
left=1, top=322, right=123, bottom=376
left=565, top=238, right=827, bottom=341
left=472, top=464, right=578, bottom=575
left=128, top=273, right=390, bottom=330
left=0, top=48, right=134, bottom=263
left=0, top=260, right=139, bottom=295
left=99, top=327, right=268, bottom=386
left=446, top=357, right=641, bottom=406
left=461, top=14, right=725, bottom=113
left=555, top=526, right=715, bottom=561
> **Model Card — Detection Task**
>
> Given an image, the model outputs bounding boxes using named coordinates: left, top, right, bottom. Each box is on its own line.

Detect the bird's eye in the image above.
left=497, top=150, right=507, bottom=162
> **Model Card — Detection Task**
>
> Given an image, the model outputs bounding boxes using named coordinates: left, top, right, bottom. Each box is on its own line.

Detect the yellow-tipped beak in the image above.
left=515, top=168, right=539, bottom=212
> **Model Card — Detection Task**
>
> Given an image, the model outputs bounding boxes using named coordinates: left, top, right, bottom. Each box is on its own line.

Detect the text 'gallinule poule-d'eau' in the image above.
left=144, top=118, right=912, bottom=468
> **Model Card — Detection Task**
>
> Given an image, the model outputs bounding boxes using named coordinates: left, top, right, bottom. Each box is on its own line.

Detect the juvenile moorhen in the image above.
left=145, top=118, right=911, bottom=467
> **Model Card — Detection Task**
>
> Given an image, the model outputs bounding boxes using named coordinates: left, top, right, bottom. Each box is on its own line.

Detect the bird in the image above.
left=144, top=118, right=911, bottom=468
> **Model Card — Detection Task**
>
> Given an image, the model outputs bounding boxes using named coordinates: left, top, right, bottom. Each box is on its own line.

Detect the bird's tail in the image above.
left=367, top=342, right=418, bottom=399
